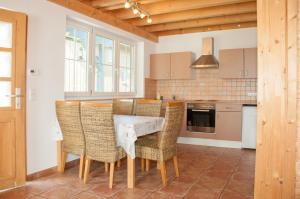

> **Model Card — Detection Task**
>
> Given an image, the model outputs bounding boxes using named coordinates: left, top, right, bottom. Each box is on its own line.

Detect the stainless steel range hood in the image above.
left=191, top=37, right=219, bottom=68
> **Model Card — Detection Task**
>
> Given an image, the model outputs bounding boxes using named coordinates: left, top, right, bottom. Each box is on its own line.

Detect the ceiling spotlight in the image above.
left=147, top=17, right=152, bottom=24
left=140, top=13, right=146, bottom=19
left=133, top=7, right=139, bottom=15
left=124, top=1, right=131, bottom=9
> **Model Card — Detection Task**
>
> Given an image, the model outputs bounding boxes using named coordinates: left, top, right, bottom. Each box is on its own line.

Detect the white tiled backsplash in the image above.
left=155, top=69, right=257, bottom=101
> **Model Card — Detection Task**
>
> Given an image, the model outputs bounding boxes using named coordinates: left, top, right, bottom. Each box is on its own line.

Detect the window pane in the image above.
left=119, top=43, right=134, bottom=92
left=0, top=21, right=12, bottom=48
left=0, top=81, right=11, bottom=107
left=95, top=35, right=114, bottom=92
left=64, top=25, right=89, bottom=93
left=0, top=52, right=12, bottom=77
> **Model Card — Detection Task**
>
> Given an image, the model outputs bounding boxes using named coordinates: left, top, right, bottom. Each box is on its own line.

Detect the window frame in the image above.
left=64, top=20, right=137, bottom=99
left=64, top=20, right=92, bottom=98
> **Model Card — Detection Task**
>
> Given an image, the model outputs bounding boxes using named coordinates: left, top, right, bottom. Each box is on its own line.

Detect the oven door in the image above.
left=187, top=108, right=215, bottom=133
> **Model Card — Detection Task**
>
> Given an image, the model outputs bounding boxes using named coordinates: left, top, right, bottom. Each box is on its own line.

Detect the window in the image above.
left=64, top=20, right=136, bottom=98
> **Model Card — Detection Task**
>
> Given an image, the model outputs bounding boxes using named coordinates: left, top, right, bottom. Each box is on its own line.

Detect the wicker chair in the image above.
left=55, top=101, right=85, bottom=179
left=134, top=99, right=162, bottom=171
left=135, top=101, right=184, bottom=186
left=113, top=99, right=134, bottom=115
left=80, top=102, right=126, bottom=188
left=134, top=99, right=162, bottom=117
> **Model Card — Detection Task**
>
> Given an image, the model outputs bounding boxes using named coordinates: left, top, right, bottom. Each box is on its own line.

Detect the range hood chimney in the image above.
left=191, top=37, right=219, bottom=68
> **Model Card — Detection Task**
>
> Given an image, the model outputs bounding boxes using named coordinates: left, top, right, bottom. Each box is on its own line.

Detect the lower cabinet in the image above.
left=215, top=104, right=242, bottom=141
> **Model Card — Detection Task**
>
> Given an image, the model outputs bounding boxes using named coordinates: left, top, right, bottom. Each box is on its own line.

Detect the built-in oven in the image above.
left=187, top=102, right=216, bottom=133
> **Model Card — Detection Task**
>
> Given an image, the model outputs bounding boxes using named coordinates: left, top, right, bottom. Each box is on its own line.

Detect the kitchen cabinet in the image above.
left=150, top=52, right=192, bottom=80
left=219, top=48, right=257, bottom=79
left=150, top=53, right=170, bottom=80
left=219, top=49, right=244, bottom=78
left=215, top=103, right=242, bottom=141
left=170, top=52, right=193, bottom=79
left=244, top=48, right=257, bottom=78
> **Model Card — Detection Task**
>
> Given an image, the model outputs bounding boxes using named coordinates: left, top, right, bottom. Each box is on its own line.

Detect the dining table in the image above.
left=113, top=114, right=165, bottom=188
left=56, top=114, right=165, bottom=189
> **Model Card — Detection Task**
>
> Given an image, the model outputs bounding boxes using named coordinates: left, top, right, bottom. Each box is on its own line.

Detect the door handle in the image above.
left=5, top=88, right=22, bottom=109
left=5, top=94, right=24, bottom=98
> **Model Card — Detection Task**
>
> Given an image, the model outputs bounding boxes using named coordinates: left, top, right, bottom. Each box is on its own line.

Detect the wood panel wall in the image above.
left=255, top=0, right=297, bottom=198
left=296, top=0, right=300, bottom=197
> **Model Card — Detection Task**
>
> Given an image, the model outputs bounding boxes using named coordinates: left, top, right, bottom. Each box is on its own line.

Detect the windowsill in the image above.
left=64, top=94, right=142, bottom=101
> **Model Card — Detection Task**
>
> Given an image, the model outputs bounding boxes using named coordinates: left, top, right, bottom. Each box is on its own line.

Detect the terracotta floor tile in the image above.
left=0, top=145, right=255, bottom=199
left=219, top=190, right=252, bottom=199
left=40, top=185, right=82, bottom=199
left=159, top=181, right=193, bottom=197
left=70, top=191, right=105, bottom=199
left=111, top=188, right=151, bottom=199
left=145, top=192, right=181, bottom=199
left=88, top=182, right=125, bottom=197
left=184, top=184, right=220, bottom=199
left=0, top=188, right=35, bottom=199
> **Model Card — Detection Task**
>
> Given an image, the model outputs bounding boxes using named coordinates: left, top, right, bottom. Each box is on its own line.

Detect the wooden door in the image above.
left=0, top=8, right=27, bottom=190
left=219, top=49, right=244, bottom=78
left=170, top=52, right=192, bottom=80
left=150, top=53, right=170, bottom=80
left=244, top=48, right=257, bottom=78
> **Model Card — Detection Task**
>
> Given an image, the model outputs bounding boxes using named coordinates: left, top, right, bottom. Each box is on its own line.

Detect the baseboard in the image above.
left=177, top=137, right=242, bottom=148
left=26, top=159, right=80, bottom=181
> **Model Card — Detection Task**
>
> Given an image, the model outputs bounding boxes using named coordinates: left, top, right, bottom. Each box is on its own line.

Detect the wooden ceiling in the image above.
left=49, top=0, right=257, bottom=42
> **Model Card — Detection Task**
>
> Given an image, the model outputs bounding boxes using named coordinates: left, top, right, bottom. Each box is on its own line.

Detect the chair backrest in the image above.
left=55, top=100, right=85, bottom=155
left=113, top=99, right=134, bottom=115
left=134, top=99, right=162, bottom=117
left=158, top=102, right=185, bottom=149
left=80, top=102, right=117, bottom=161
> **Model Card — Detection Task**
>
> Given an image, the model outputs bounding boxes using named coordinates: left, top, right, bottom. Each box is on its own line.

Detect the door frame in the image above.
left=0, top=8, right=27, bottom=189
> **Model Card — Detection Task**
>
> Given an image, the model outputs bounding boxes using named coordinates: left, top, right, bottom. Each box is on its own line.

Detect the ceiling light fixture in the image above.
left=125, top=1, right=152, bottom=24
left=124, top=1, right=131, bottom=9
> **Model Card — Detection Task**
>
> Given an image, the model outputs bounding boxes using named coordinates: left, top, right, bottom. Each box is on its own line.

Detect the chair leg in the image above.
left=173, top=156, right=179, bottom=177
left=61, top=152, right=67, bottom=172
left=146, top=159, right=150, bottom=172
left=141, top=158, right=145, bottom=172
left=109, top=162, right=115, bottom=189
left=117, top=160, right=121, bottom=168
left=157, top=161, right=160, bottom=170
left=79, top=154, right=85, bottom=179
left=83, top=158, right=91, bottom=184
left=159, top=161, right=167, bottom=186
left=105, top=162, right=109, bottom=173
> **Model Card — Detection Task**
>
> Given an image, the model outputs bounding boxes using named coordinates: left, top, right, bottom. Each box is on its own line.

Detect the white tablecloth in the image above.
left=114, top=115, right=165, bottom=158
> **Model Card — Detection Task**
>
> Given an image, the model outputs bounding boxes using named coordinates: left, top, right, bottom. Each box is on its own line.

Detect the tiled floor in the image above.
left=0, top=144, right=255, bottom=199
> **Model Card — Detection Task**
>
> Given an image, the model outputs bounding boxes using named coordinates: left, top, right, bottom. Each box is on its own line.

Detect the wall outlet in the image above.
left=247, top=92, right=257, bottom=97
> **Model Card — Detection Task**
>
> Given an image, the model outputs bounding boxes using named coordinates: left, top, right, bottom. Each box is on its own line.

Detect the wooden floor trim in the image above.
left=26, top=159, right=79, bottom=181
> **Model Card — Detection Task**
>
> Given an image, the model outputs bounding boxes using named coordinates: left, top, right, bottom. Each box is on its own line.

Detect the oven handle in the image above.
left=191, top=109, right=210, bottom=112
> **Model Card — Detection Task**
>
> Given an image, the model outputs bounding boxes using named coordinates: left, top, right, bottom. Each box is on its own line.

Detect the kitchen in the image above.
left=146, top=34, right=257, bottom=149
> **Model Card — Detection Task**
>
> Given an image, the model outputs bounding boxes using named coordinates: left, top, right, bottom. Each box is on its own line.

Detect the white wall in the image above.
left=155, top=28, right=257, bottom=59
left=0, top=0, right=156, bottom=174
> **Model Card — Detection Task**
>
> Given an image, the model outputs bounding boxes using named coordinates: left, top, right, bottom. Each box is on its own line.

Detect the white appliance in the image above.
left=242, top=105, right=257, bottom=149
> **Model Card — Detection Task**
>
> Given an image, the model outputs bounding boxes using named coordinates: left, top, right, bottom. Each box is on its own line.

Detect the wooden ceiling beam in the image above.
left=155, top=21, right=257, bottom=36
left=127, top=1, right=256, bottom=26
left=48, top=0, right=158, bottom=42
left=145, top=13, right=257, bottom=32
left=101, top=0, right=167, bottom=10
left=110, top=0, right=255, bottom=19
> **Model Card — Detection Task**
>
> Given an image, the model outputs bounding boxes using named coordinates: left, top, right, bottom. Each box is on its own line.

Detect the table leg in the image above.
left=127, top=156, right=135, bottom=188
left=57, top=140, right=63, bottom=172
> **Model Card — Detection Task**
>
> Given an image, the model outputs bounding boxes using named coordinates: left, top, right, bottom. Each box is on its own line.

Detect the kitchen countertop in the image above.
left=161, top=99, right=257, bottom=105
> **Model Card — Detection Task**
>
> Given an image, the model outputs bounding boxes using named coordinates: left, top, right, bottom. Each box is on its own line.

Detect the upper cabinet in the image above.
left=244, top=48, right=257, bottom=78
left=150, top=53, right=171, bottom=80
left=150, top=52, right=193, bottom=80
left=219, top=48, right=257, bottom=79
